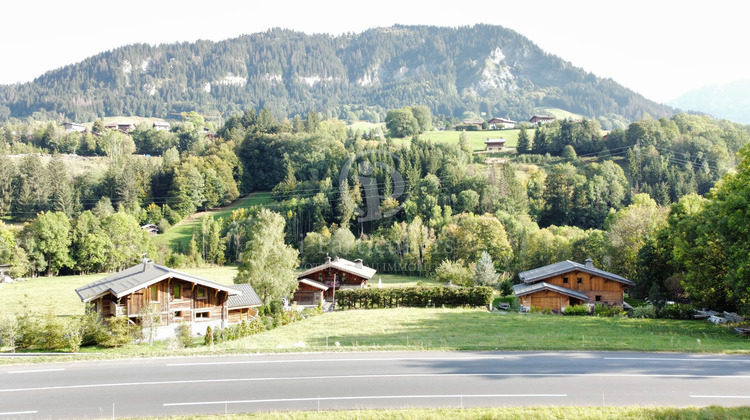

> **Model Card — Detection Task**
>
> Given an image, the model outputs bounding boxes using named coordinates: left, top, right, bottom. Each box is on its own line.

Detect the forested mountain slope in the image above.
left=0, top=25, right=673, bottom=124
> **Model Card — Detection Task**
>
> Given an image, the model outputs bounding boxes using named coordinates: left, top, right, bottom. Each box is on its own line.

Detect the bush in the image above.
left=594, top=304, right=624, bottom=317
left=336, top=286, right=494, bottom=310
left=657, top=304, right=696, bottom=320
left=79, top=310, right=108, bottom=346
left=175, top=322, right=192, bottom=348
left=563, top=305, right=590, bottom=316
left=630, top=304, right=657, bottom=319
left=204, top=326, right=214, bottom=346
left=103, top=316, right=135, bottom=347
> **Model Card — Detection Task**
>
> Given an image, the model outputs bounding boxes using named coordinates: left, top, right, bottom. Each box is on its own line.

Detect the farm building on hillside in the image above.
left=513, top=258, right=633, bottom=313
left=488, top=118, right=517, bottom=129
left=484, top=138, right=506, bottom=152
left=75, top=260, right=261, bottom=334
left=529, top=115, right=556, bottom=125
left=63, top=122, right=86, bottom=133
left=153, top=121, right=170, bottom=131
left=293, top=257, right=376, bottom=305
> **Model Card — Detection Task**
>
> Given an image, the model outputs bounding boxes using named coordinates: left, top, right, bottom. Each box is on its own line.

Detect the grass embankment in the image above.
left=153, top=192, right=272, bottom=250
left=3, top=307, right=746, bottom=363
left=420, top=129, right=519, bottom=151
left=215, top=308, right=748, bottom=354
left=161, top=406, right=750, bottom=420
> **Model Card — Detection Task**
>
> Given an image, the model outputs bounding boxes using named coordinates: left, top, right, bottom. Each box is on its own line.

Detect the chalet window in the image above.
left=197, top=287, right=206, bottom=299
left=173, top=284, right=181, bottom=299
left=174, top=311, right=183, bottom=318
left=195, top=310, right=209, bottom=319
left=595, top=295, right=602, bottom=302
left=577, top=277, right=583, bottom=284
left=150, top=284, right=158, bottom=301
left=563, top=277, right=568, bottom=284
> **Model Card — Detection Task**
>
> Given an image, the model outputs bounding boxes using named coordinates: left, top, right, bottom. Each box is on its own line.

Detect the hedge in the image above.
left=336, top=286, right=494, bottom=310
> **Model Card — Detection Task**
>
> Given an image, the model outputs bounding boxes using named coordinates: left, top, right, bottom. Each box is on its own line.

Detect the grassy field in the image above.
left=0, top=266, right=239, bottom=317
left=157, top=406, right=750, bottom=420
left=153, top=192, right=272, bottom=250
left=419, top=129, right=519, bottom=151
left=214, top=308, right=749, bottom=354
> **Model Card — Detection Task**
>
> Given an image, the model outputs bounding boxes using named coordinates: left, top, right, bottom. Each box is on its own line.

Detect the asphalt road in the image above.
left=2, top=351, right=750, bottom=418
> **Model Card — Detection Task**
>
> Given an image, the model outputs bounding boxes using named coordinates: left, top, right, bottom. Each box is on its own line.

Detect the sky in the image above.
left=1, top=0, right=747, bottom=104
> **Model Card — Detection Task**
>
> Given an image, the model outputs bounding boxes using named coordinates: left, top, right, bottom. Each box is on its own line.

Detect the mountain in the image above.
left=0, top=25, right=674, bottom=125
left=669, top=80, right=750, bottom=125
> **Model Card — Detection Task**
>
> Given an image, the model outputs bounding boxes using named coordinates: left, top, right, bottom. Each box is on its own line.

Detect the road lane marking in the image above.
left=167, top=356, right=505, bottom=366
left=605, top=357, right=750, bottom=363
left=8, top=368, right=65, bottom=374
left=2, top=372, right=750, bottom=393
left=164, top=393, right=568, bottom=406
left=0, top=411, right=38, bottom=416
left=691, top=395, right=750, bottom=399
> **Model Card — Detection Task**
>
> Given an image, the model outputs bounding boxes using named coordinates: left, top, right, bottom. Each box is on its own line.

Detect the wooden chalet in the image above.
left=294, top=257, right=376, bottom=304
left=487, top=118, right=517, bottom=129
left=513, top=258, right=633, bottom=312
left=227, top=284, right=263, bottom=323
left=76, top=260, right=247, bottom=328
left=63, top=122, right=86, bottom=133
left=484, top=138, right=506, bottom=152
left=529, top=115, right=555, bottom=125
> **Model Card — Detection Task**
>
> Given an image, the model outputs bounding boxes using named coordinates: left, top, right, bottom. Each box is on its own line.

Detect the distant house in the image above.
left=153, top=121, right=170, bottom=131
left=462, top=119, right=485, bottom=129
left=487, top=118, right=517, bottom=129
left=513, top=259, right=633, bottom=313
left=202, top=127, right=217, bottom=139
left=294, top=257, right=376, bottom=304
left=117, top=122, right=136, bottom=132
left=63, top=122, right=86, bottom=133
left=529, top=115, right=556, bottom=125
left=75, top=260, right=245, bottom=332
left=484, top=138, right=506, bottom=152
left=141, top=224, right=159, bottom=235
left=104, top=123, right=118, bottom=130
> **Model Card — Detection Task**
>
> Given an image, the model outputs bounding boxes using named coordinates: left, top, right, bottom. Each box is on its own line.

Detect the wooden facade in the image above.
left=532, top=271, right=626, bottom=306
left=514, top=259, right=633, bottom=313
left=90, top=278, right=230, bottom=325
left=294, top=257, right=376, bottom=305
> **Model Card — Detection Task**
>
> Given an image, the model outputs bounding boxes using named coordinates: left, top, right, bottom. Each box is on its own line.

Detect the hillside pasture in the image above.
left=153, top=192, right=272, bottom=250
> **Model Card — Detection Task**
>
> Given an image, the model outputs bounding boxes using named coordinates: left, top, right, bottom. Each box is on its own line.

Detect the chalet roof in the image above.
left=298, top=257, right=377, bottom=280
left=530, top=115, right=555, bottom=120
left=75, top=262, right=239, bottom=303
left=513, top=281, right=590, bottom=301
left=227, top=284, right=262, bottom=308
left=518, top=260, right=633, bottom=286
left=484, top=138, right=506, bottom=144
left=298, top=278, right=329, bottom=290
left=488, top=117, right=517, bottom=124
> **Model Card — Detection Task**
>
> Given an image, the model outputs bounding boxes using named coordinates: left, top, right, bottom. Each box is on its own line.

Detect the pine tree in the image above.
left=473, top=251, right=500, bottom=287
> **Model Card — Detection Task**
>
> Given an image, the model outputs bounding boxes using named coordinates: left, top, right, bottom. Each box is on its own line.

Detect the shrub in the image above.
left=175, top=322, right=192, bottom=348
left=630, top=304, right=657, bottom=319
left=657, top=304, right=696, bottom=320
left=563, top=305, right=590, bottom=316
left=103, top=316, right=135, bottom=347
left=336, top=286, right=494, bottom=310
left=204, top=326, right=214, bottom=346
left=433, top=260, right=473, bottom=286
left=79, top=310, right=108, bottom=347
left=594, top=304, right=624, bottom=317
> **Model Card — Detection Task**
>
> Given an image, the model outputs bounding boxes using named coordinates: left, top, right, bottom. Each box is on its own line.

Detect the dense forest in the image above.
left=1, top=108, right=749, bottom=313
left=0, top=25, right=673, bottom=127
